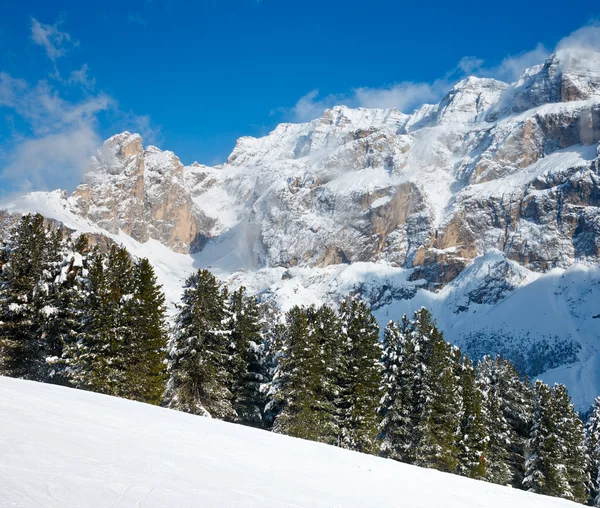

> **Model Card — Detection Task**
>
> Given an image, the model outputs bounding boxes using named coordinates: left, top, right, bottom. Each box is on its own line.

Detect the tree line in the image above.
left=1, top=214, right=600, bottom=505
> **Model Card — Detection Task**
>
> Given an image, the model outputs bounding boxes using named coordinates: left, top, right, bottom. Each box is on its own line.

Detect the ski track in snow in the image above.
left=0, top=377, right=582, bottom=508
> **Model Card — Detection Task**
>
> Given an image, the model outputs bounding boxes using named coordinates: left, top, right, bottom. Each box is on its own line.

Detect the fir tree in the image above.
left=477, top=356, right=533, bottom=487
left=413, top=310, right=461, bottom=473
left=272, top=305, right=336, bottom=442
left=127, top=258, right=168, bottom=404
left=457, top=356, right=488, bottom=479
left=0, top=214, right=61, bottom=381
left=336, top=297, right=382, bottom=454
left=379, top=317, right=414, bottom=461
left=165, top=269, right=236, bottom=420
left=228, top=286, right=265, bottom=427
left=586, top=397, right=600, bottom=506
left=525, top=381, right=588, bottom=503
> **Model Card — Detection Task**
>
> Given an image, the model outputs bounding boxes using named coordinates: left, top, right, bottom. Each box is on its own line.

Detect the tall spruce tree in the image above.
left=165, top=269, right=236, bottom=420
left=477, top=356, right=533, bottom=487
left=379, top=317, right=415, bottom=461
left=336, top=297, right=382, bottom=454
left=525, top=381, right=588, bottom=503
left=457, top=355, right=488, bottom=479
left=42, top=236, right=88, bottom=385
left=587, top=397, right=600, bottom=506
left=272, top=305, right=336, bottom=442
left=413, top=310, right=461, bottom=473
left=127, top=258, right=168, bottom=404
left=228, top=286, right=265, bottom=427
left=0, top=214, right=61, bottom=381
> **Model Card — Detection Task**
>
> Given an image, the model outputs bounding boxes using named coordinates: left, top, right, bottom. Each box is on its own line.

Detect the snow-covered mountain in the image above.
left=0, top=376, right=582, bottom=507
left=3, top=47, right=600, bottom=407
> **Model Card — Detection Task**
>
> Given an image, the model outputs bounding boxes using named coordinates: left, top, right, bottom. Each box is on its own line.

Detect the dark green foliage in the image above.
left=477, top=356, right=533, bottom=487
left=272, top=305, right=337, bottom=443
left=414, top=311, right=461, bottom=473
left=379, top=317, right=415, bottom=462
left=61, top=247, right=167, bottom=404
left=525, top=381, right=588, bottom=503
left=336, top=298, right=382, bottom=454
left=228, top=286, right=265, bottom=427
left=587, top=397, right=600, bottom=506
left=166, top=269, right=236, bottom=420
left=457, top=356, right=488, bottom=479
left=0, top=214, right=63, bottom=381
left=127, top=258, right=168, bottom=404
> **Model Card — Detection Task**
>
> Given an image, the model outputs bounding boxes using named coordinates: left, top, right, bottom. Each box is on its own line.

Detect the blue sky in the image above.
left=1, top=0, right=599, bottom=194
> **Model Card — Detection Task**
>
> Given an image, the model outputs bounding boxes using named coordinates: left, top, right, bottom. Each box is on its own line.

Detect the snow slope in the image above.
left=0, top=377, right=582, bottom=508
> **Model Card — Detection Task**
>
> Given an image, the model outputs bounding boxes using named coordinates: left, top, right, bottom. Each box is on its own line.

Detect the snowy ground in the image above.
left=0, top=377, right=583, bottom=507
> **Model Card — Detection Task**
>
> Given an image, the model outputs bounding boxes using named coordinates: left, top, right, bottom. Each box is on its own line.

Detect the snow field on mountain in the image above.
left=0, top=376, right=583, bottom=508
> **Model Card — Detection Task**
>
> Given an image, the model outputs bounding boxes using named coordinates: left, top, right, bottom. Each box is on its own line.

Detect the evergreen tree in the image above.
left=42, top=236, right=88, bottom=385
left=262, top=313, right=287, bottom=430
left=477, top=356, right=533, bottom=487
left=379, top=317, right=415, bottom=461
left=413, top=310, right=461, bottom=473
left=336, top=297, right=382, bottom=454
left=553, top=383, right=588, bottom=504
left=272, top=305, right=336, bottom=442
left=61, top=246, right=140, bottom=398
left=586, top=397, right=600, bottom=506
left=457, top=356, right=488, bottom=479
left=165, top=269, right=236, bottom=420
left=0, top=214, right=60, bottom=381
left=525, top=381, right=588, bottom=503
left=127, top=258, right=168, bottom=404
left=228, top=286, right=265, bottom=427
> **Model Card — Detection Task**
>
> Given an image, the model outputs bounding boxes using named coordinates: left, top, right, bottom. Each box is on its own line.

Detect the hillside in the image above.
left=0, top=376, right=584, bottom=507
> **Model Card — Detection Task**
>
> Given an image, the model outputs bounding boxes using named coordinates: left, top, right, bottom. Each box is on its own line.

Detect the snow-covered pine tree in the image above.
left=165, top=269, right=236, bottom=420
left=42, top=234, right=88, bottom=385
left=0, top=214, right=62, bottom=381
left=308, top=304, right=339, bottom=444
left=336, top=297, right=382, bottom=454
left=61, top=246, right=135, bottom=397
left=413, top=309, right=461, bottom=473
left=272, top=305, right=337, bottom=442
left=457, top=355, right=488, bottom=479
left=553, top=383, right=589, bottom=503
left=127, top=258, right=168, bottom=405
left=261, top=308, right=287, bottom=429
left=379, top=317, right=415, bottom=461
left=227, top=286, right=265, bottom=427
left=524, top=381, right=570, bottom=498
left=524, top=381, right=588, bottom=502
left=477, top=355, right=532, bottom=487
left=586, top=397, right=600, bottom=506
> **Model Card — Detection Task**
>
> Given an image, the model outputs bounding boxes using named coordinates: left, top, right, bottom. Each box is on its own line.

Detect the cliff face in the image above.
left=69, top=133, right=209, bottom=254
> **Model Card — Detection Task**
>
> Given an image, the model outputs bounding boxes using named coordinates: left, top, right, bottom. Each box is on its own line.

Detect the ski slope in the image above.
left=0, top=377, right=582, bottom=508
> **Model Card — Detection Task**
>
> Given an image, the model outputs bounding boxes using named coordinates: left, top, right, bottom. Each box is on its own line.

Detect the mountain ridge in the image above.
left=3, top=49, right=600, bottom=407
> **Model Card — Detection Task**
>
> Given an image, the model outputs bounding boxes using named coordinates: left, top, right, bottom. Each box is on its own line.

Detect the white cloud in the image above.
left=484, top=44, right=550, bottom=82
left=457, top=56, right=484, bottom=75
left=30, top=17, right=77, bottom=62
left=557, top=23, right=600, bottom=52
left=283, top=80, right=449, bottom=123
left=2, top=126, right=102, bottom=192
left=68, top=64, right=96, bottom=89
left=0, top=72, right=114, bottom=192
left=128, top=14, right=148, bottom=28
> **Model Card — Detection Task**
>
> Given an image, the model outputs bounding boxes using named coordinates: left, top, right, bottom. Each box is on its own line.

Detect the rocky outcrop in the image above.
left=70, top=133, right=209, bottom=253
